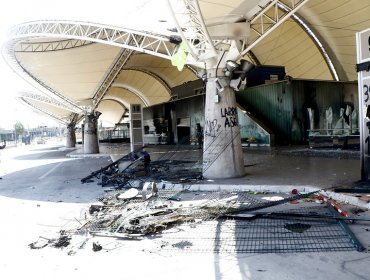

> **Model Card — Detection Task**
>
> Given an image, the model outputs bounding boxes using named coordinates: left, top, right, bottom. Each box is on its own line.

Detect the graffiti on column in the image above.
left=205, top=119, right=221, bottom=137
left=221, top=107, right=238, bottom=128
left=203, top=129, right=241, bottom=172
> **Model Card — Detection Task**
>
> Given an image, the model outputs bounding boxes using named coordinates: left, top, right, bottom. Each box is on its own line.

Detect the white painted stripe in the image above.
left=150, top=149, right=200, bottom=154
left=39, top=161, right=63, bottom=179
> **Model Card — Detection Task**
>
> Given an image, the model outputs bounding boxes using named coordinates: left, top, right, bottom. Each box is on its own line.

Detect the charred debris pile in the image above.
left=79, top=188, right=318, bottom=237
left=28, top=188, right=321, bottom=248
left=28, top=149, right=368, bottom=253
left=81, top=148, right=203, bottom=190
left=29, top=188, right=368, bottom=253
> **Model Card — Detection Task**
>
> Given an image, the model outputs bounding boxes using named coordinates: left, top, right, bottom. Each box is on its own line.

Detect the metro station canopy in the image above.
left=2, top=0, right=370, bottom=126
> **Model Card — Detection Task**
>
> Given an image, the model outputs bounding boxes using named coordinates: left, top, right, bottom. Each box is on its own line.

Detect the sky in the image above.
left=0, top=0, right=171, bottom=130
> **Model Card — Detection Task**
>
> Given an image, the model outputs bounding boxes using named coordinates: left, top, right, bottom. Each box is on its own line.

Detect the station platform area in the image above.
left=0, top=142, right=370, bottom=280
left=0, top=141, right=368, bottom=210
left=67, top=142, right=362, bottom=189
left=63, top=142, right=369, bottom=209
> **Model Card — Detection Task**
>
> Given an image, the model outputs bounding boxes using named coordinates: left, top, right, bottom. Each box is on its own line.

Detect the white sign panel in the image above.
left=360, top=29, right=370, bottom=62
left=357, top=28, right=370, bottom=180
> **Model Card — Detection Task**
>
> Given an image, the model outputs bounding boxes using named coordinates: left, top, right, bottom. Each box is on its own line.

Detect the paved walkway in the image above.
left=68, top=143, right=362, bottom=189
left=0, top=143, right=369, bottom=280
left=1, top=142, right=365, bottom=205
left=66, top=142, right=369, bottom=209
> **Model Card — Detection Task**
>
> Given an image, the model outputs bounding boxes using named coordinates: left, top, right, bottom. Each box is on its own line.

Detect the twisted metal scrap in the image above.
left=79, top=190, right=318, bottom=237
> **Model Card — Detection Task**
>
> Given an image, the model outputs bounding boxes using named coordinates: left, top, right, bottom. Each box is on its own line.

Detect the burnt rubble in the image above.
left=29, top=186, right=370, bottom=253
left=81, top=149, right=203, bottom=190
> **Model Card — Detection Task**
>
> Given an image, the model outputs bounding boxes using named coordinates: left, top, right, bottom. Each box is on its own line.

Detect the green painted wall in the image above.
left=236, top=80, right=358, bottom=144
left=143, top=79, right=357, bottom=145
left=236, top=81, right=293, bottom=144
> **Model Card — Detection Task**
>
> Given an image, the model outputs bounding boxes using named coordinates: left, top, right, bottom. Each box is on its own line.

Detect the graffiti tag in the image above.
left=205, top=119, right=221, bottom=137
left=221, top=107, right=238, bottom=128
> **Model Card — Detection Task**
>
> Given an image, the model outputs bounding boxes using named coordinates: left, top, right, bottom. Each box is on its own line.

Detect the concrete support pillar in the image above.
left=83, top=111, right=101, bottom=154
left=81, top=123, right=85, bottom=145
left=170, top=106, right=177, bottom=144
left=202, top=71, right=245, bottom=179
left=65, top=123, right=76, bottom=148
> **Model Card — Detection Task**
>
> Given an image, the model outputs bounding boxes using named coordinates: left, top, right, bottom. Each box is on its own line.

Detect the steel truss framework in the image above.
left=4, top=0, right=341, bottom=130
left=239, top=0, right=309, bottom=58
left=166, top=0, right=311, bottom=65
left=3, top=40, right=83, bottom=114
left=4, top=21, right=179, bottom=120
left=278, top=2, right=339, bottom=81
left=8, top=1, right=334, bottom=80
left=9, top=21, right=176, bottom=59
left=166, top=0, right=216, bottom=61
left=18, top=91, right=79, bottom=111
left=241, top=0, right=339, bottom=80
left=90, top=47, right=170, bottom=112
left=9, top=2, right=328, bottom=77
left=91, top=48, right=135, bottom=111
left=16, top=39, right=94, bottom=52
left=18, top=96, right=68, bottom=125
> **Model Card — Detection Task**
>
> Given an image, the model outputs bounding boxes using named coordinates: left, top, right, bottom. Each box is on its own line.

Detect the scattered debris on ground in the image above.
left=29, top=230, right=71, bottom=249
left=28, top=147, right=370, bottom=254
left=92, top=242, right=102, bottom=252
left=81, top=149, right=203, bottom=190
left=29, top=185, right=370, bottom=254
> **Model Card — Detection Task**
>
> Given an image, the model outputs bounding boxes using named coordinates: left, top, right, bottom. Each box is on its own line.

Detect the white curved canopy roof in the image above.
left=2, top=0, right=370, bottom=125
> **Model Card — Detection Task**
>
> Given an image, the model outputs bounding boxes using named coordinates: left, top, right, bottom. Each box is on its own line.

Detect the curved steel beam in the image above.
left=122, top=68, right=172, bottom=93
left=239, top=0, right=309, bottom=59
left=2, top=40, right=83, bottom=113
left=97, top=98, right=127, bottom=124
left=17, top=97, right=68, bottom=125
left=99, top=97, right=129, bottom=111
left=15, top=38, right=94, bottom=52
left=18, top=91, right=78, bottom=111
left=103, top=91, right=141, bottom=110
left=110, top=83, right=150, bottom=107
left=186, top=64, right=199, bottom=75
left=278, top=3, right=339, bottom=81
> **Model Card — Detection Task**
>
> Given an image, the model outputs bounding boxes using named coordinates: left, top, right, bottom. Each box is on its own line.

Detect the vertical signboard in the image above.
left=356, top=28, right=370, bottom=180
left=129, top=104, right=144, bottom=152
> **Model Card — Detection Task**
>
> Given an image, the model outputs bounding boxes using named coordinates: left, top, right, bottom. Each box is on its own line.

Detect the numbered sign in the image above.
left=363, top=81, right=370, bottom=105
left=356, top=28, right=370, bottom=181
left=360, top=29, right=370, bottom=62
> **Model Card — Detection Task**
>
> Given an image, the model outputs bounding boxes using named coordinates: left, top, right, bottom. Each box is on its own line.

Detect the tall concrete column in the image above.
left=65, top=123, right=76, bottom=148
left=83, top=111, right=101, bottom=154
left=170, top=106, right=177, bottom=144
left=81, top=123, right=85, bottom=145
left=202, top=70, right=245, bottom=179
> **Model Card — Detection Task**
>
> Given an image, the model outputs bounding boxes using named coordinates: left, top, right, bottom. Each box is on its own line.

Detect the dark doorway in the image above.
left=177, top=126, right=190, bottom=144
left=177, top=117, right=191, bottom=144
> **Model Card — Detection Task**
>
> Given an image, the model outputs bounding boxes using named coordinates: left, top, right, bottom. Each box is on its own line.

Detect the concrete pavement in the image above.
left=0, top=142, right=369, bottom=280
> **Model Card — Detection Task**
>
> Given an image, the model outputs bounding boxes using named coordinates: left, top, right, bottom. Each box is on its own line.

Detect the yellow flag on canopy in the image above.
left=171, top=42, right=188, bottom=71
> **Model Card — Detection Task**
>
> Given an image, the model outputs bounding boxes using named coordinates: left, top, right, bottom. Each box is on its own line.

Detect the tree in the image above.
left=14, top=121, right=25, bottom=136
